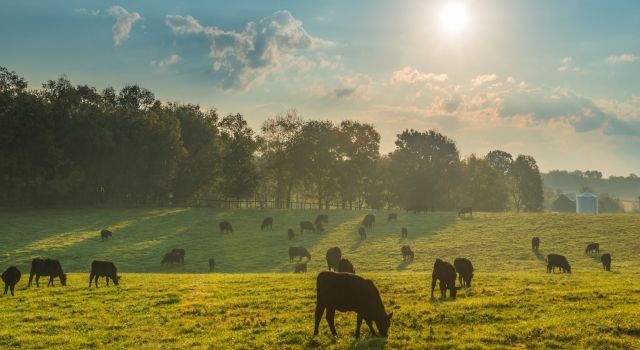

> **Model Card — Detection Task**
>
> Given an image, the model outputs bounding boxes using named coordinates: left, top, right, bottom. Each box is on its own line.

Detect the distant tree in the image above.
left=218, top=113, right=259, bottom=199
left=509, top=155, right=544, bottom=212
left=461, top=155, right=509, bottom=211
left=598, top=193, right=624, bottom=213
left=485, top=150, right=513, bottom=176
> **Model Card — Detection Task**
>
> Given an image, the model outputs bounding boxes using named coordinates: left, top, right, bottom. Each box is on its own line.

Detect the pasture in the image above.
left=1, top=209, right=639, bottom=349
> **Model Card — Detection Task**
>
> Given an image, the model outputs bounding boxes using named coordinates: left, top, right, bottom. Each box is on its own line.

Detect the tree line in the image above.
left=0, top=67, right=544, bottom=211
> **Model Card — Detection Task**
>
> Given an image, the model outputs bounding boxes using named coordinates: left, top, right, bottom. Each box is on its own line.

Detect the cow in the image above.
left=261, top=217, right=273, bottom=231
left=546, top=254, right=571, bottom=273
left=401, top=227, right=408, bottom=238
left=431, top=259, right=457, bottom=299
left=387, top=213, right=397, bottom=222
left=100, top=229, right=113, bottom=241
left=601, top=253, right=611, bottom=271
left=289, top=247, right=311, bottom=262
left=1, top=266, right=21, bottom=296
left=585, top=243, right=600, bottom=254
left=358, top=226, right=367, bottom=240
left=294, top=263, right=307, bottom=273
left=209, top=258, right=215, bottom=272
left=161, top=252, right=182, bottom=266
left=172, top=248, right=185, bottom=265
left=89, top=260, right=120, bottom=288
left=316, top=214, right=329, bottom=225
left=458, top=207, right=472, bottom=218
left=28, top=258, right=67, bottom=287
left=219, top=221, right=233, bottom=233
left=361, top=214, right=375, bottom=230
left=288, top=228, right=295, bottom=240
left=532, top=237, right=540, bottom=251
left=326, top=247, right=342, bottom=271
left=300, top=221, right=316, bottom=234
left=337, top=258, right=356, bottom=274
left=401, top=245, right=414, bottom=261
left=453, top=258, right=474, bottom=288
left=314, top=271, right=393, bottom=338
left=316, top=220, right=325, bottom=233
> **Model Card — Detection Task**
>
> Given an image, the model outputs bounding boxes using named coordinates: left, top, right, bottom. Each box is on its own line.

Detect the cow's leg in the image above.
left=365, top=318, right=376, bottom=336
left=89, top=273, right=94, bottom=287
left=314, top=303, right=325, bottom=336
left=440, top=281, right=446, bottom=299
left=10, top=284, right=15, bottom=296
left=48, top=276, right=54, bottom=287
left=458, top=274, right=463, bottom=288
left=355, top=313, right=363, bottom=339
left=326, top=308, right=337, bottom=336
left=28, top=273, right=34, bottom=287
left=106, top=276, right=110, bottom=286
left=35, top=275, right=40, bottom=288
left=3, top=284, right=7, bottom=295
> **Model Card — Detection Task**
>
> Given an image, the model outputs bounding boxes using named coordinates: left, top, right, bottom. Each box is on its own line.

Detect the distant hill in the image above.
left=542, top=170, right=640, bottom=201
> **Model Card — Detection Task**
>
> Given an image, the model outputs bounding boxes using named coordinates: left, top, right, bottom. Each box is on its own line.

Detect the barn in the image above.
left=553, top=193, right=576, bottom=213
left=576, top=192, right=598, bottom=214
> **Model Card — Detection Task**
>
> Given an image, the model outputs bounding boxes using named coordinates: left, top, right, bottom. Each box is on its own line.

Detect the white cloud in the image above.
left=557, top=57, right=580, bottom=72
left=74, top=8, right=100, bottom=16
left=471, top=74, right=497, bottom=86
left=150, top=54, right=181, bottom=67
left=606, top=54, right=640, bottom=64
left=389, top=66, right=447, bottom=85
left=108, top=6, right=142, bottom=47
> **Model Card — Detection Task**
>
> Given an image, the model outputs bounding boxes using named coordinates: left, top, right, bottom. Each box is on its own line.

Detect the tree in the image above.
left=218, top=113, right=259, bottom=199
left=461, top=155, right=509, bottom=211
left=508, top=155, right=544, bottom=212
left=485, top=150, right=513, bottom=176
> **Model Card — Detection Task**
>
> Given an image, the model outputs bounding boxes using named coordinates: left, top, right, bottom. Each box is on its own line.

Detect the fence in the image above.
left=197, top=198, right=374, bottom=210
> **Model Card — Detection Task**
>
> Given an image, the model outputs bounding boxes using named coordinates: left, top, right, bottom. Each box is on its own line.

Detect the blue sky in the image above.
left=1, top=0, right=639, bottom=176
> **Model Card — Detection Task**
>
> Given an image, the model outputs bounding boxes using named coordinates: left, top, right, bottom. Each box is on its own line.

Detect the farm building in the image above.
left=553, top=193, right=576, bottom=212
left=576, top=192, right=598, bottom=214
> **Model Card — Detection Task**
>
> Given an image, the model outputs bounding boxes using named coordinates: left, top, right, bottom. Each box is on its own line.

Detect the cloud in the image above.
left=389, top=66, right=447, bottom=85
left=74, top=8, right=100, bottom=16
left=166, top=11, right=331, bottom=90
left=431, top=94, right=462, bottom=114
left=150, top=54, right=181, bottom=67
left=471, top=74, right=497, bottom=86
left=606, top=54, right=640, bottom=64
left=557, top=57, right=580, bottom=72
left=108, top=6, right=142, bottom=47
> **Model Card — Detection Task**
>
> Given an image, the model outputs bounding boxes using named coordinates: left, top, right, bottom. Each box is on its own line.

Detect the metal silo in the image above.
left=576, top=192, right=598, bottom=213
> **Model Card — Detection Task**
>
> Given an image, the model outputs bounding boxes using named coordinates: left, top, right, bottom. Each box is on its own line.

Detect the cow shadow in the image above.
left=533, top=250, right=546, bottom=262
left=396, top=259, right=412, bottom=271
left=347, top=338, right=387, bottom=349
left=349, top=238, right=365, bottom=251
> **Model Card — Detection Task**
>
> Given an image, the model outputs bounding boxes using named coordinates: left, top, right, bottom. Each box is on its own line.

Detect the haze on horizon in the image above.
left=1, top=0, right=639, bottom=176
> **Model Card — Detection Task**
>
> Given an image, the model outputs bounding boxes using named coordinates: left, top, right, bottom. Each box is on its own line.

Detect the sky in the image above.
left=1, top=0, right=639, bottom=176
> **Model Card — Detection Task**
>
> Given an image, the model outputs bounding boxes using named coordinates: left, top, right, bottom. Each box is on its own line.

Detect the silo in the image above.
left=576, top=192, right=598, bottom=213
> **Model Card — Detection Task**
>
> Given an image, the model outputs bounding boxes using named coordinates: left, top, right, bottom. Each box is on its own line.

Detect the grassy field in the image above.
left=0, top=209, right=639, bottom=349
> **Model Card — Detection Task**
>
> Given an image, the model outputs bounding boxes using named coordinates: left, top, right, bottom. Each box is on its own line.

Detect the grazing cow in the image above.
left=100, top=229, right=113, bottom=241
left=585, top=243, right=600, bottom=254
left=546, top=254, right=571, bottom=273
left=601, top=253, right=611, bottom=271
left=1, top=266, right=21, bottom=296
left=453, top=258, right=474, bottom=288
left=401, top=245, right=414, bottom=261
left=431, top=259, right=457, bottom=299
left=161, top=252, right=182, bottom=266
left=219, top=221, right=233, bottom=233
left=289, top=247, right=311, bottom=262
left=387, top=213, right=397, bottom=222
left=294, top=263, right=307, bottom=273
left=314, top=271, right=393, bottom=338
left=401, top=227, right=408, bottom=238
left=337, top=258, right=356, bottom=274
left=458, top=207, right=472, bottom=218
left=261, top=217, right=273, bottom=230
left=361, top=214, right=375, bottom=230
left=209, top=258, right=215, bottom=272
left=358, top=226, right=367, bottom=240
left=172, top=248, right=186, bottom=265
left=300, top=221, right=316, bottom=234
left=316, top=220, right=325, bottom=233
left=28, top=258, right=67, bottom=287
left=316, top=214, right=329, bottom=225
left=326, top=247, right=342, bottom=271
left=89, top=260, right=120, bottom=288
left=531, top=237, right=540, bottom=251
left=287, top=228, right=295, bottom=240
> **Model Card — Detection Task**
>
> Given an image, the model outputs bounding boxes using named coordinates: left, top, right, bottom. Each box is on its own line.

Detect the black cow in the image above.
left=326, top=247, right=342, bottom=271
left=101, top=229, right=113, bottom=241
left=361, top=214, right=375, bottom=230
left=358, top=226, right=367, bottom=240
left=161, top=252, right=181, bottom=266
left=172, top=248, right=185, bottom=265
left=337, top=258, right=356, bottom=274
left=387, top=213, right=397, bottom=222
left=316, top=220, right=325, bottom=233
left=300, top=221, right=316, bottom=234
left=532, top=237, right=540, bottom=251
left=458, top=207, right=473, bottom=218
left=219, top=221, right=233, bottom=233
left=453, top=258, right=474, bottom=288
left=601, top=253, right=612, bottom=271
left=261, top=217, right=273, bottom=230
left=287, top=228, right=295, bottom=240
left=89, top=260, right=120, bottom=287
left=28, top=258, right=67, bottom=287
left=546, top=254, right=571, bottom=273
left=314, top=271, right=393, bottom=338
left=401, top=245, right=414, bottom=261
left=289, top=247, right=311, bottom=262
left=585, top=243, right=600, bottom=254
left=316, top=214, right=329, bottom=225
left=294, top=263, right=307, bottom=273
left=431, top=259, right=457, bottom=299
left=209, top=258, right=215, bottom=272
left=401, top=227, right=408, bottom=238
left=1, top=266, right=21, bottom=296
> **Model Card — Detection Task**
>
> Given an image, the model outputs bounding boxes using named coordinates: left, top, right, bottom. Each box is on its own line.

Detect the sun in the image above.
left=439, top=2, right=469, bottom=36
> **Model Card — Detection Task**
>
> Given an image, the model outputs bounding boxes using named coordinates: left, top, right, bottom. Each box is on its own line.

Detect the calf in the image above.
left=209, top=258, right=215, bottom=272
left=361, top=214, right=375, bottom=230
left=172, top=248, right=186, bottom=265
left=261, top=217, right=273, bottom=230
left=585, top=243, right=600, bottom=254
left=1, top=266, right=21, bottom=296
left=531, top=237, right=540, bottom=251
left=101, top=229, right=113, bottom=241
left=431, top=259, right=457, bottom=299
left=337, top=258, right=356, bottom=274
left=326, top=247, right=342, bottom=271
left=28, top=258, right=67, bottom=287
left=316, top=214, right=329, bottom=225
left=601, top=253, right=611, bottom=271
left=219, top=221, right=233, bottom=233
left=546, top=254, right=571, bottom=273
left=458, top=207, right=473, bottom=218
left=387, top=213, right=397, bottom=222
left=358, top=226, right=367, bottom=240
left=314, top=271, right=393, bottom=338
left=300, top=221, right=316, bottom=234
left=401, top=245, right=414, bottom=261
left=453, top=258, right=474, bottom=288
left=161, top=252, right=182, bottom=266
left=289, top=246, right=311, bottom=262
left=401, top=227, right=408, bottom=238
left=287, top=228, right=295, bottom=240
left=294, top=263, right=307, bottom=273
left=89, top=260, right=120, bottom=287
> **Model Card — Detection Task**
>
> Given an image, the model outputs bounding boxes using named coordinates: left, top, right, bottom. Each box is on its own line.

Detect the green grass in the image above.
left=1, top=209, right=639, bottom=349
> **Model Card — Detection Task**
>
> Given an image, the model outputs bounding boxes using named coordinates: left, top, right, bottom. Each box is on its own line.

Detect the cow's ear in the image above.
left=387, top=312, right=393, bottom=320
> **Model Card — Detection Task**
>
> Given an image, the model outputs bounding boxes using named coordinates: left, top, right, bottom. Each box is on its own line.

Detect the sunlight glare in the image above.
left=439, top=2, right=469, bottom=36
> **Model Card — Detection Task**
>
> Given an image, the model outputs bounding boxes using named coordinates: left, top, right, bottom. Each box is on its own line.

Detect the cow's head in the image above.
left=375, top=312, right=393, bottom=337
left=60, top=273, right=67, bottom=286
left=114, top=275, right=121, bottom=286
